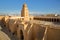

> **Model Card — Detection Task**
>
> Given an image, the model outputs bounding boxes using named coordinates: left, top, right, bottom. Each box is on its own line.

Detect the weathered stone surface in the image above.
left=47, top=28, right=60, bottom=40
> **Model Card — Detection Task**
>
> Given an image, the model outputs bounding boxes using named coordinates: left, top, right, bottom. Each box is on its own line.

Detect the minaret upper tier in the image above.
left=23, top=3, right=27, bottom=8
left=21, top=3, right=29, bottom=17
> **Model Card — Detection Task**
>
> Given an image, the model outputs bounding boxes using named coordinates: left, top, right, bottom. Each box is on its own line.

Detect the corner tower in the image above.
left=21, top=3, right=29, bottom=21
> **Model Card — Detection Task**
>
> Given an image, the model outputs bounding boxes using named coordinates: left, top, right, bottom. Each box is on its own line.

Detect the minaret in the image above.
left=21, top=3, right=29, bottom=21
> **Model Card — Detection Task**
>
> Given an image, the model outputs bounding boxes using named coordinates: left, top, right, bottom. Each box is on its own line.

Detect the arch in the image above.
left=20, top=30, right=24, bottom=40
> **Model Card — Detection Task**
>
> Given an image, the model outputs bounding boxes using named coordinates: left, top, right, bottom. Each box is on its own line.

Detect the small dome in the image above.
left=23, top=3, right=27, bottom=7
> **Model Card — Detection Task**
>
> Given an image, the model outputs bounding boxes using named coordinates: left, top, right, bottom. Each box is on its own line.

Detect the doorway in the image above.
left=20, top=30, right=24, bottom=40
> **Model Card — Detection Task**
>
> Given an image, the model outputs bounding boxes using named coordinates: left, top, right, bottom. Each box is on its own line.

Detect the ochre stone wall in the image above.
left=47, top=27, right=60, bottom=40
left=8, top=19, right=17, bottom=33
left=26, top=23, right=46, bottom=40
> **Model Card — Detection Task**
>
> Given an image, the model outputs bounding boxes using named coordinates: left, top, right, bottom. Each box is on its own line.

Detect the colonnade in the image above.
left=34, top=17, right=60, bottom=22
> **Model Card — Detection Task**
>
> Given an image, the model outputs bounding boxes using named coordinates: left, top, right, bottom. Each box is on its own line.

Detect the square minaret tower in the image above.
left=21, top=3, right=29, bottom=21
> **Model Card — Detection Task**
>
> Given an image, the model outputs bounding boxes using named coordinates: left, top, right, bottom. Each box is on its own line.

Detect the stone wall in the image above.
left=46, top=27, right=60, bottom=40
left=26, top=23, right=46, bottom=40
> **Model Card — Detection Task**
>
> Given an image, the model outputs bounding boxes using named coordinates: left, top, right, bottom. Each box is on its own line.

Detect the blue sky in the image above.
left=0, top=0, right=60, bottom=15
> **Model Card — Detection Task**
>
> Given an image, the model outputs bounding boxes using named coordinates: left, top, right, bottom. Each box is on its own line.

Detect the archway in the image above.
left=20, top=30, right=24, bottom=40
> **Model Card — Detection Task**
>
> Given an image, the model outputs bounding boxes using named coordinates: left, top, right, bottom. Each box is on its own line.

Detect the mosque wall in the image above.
left=46, top=27, right=60, bottom=40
